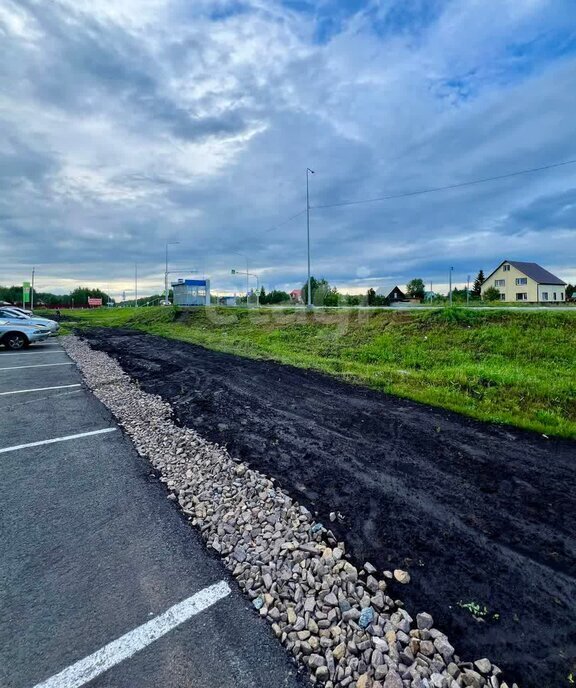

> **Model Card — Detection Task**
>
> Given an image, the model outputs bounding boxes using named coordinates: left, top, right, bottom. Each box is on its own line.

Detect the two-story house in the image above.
left=481, top=261, right=566, bottom=303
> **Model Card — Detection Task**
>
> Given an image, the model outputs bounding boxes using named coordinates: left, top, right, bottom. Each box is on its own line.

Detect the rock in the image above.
left=393, top=569, right=410, bottom=584
left=374, top=665, right=388, bottom=681
left=366, top=575, right=379, bottom=593
left=462, top=669, right=483, bottom=687
left=357, top=673, right=373, bottom=688
left=287, top=607, right=297, bottom=625
left=383, top=669, right=403, bottom=688
left=316, top=666, right=330, bottom=682
left=294, top=616, right=306, bottom=631
left=420, top=640, right=435, bottom=656
left=309, top=654, right=325, bottom=669
left=333, top=642, right=346, bottom=661
left=430, top=673, right=447, bottom=688
left=232, top=546, right=247, bottom=562
left=416, top=612, right=434, bottom=630
left=359, top=607, right=375, bottom=629
left=324, top=592, right=339, bottom=606
left=434, top=636, right=455, bottom=661
left=252, top=597, right=264, bottom=610
left=474, top=658, right=492, bottom=674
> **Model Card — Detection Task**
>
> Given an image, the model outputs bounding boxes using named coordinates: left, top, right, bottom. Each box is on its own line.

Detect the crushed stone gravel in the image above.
left=62, top=335, right=520, bottom=688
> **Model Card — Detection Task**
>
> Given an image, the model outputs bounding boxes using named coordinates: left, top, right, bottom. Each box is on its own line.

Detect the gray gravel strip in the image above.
left=62, top=335, right=519, bottom=688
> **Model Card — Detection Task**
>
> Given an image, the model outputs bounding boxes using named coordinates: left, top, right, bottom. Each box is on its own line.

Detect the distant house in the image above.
left=481, top=261, right=566, bottom=303
left=290, top=289, right=303, bottom=303
left=387, top=286, right=406, bottom=302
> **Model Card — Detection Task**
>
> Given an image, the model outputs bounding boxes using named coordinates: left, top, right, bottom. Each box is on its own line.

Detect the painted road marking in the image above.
left=0, top=350, right=66, bottom=356
left=0, top=362, right=74, bottom=371
left=31, top=581, right=232, bottom=688
left=0, top=428, right=116, bottom=454
left=0, top=384, right=81, bottom=396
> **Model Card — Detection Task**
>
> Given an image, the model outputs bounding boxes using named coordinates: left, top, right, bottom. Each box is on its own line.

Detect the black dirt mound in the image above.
left=83, top=328, right=576, bottom=688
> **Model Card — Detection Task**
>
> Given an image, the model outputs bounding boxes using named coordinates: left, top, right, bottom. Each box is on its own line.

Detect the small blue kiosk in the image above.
left=171, top=279, right=210, bottom=306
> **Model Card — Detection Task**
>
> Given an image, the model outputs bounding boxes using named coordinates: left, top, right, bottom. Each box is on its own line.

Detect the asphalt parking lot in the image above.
left=0, top=340, right=304, bottom=688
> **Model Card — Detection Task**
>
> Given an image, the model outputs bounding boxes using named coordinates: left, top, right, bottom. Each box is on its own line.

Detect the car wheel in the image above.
left=3, top=332, right=28, bottom=350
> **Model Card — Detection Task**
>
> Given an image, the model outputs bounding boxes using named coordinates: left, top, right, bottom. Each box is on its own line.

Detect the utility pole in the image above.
left=31, top=267, right=35, bottom=311
left=135, top=263, right=138, bottom=308
left=306, top=167, right=315, bottom=309
left=466, top=274, right=470, bottom=305
left=449, top=267, right=454, bottom=306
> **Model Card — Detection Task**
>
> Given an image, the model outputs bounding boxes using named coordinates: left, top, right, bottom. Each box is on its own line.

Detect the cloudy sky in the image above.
left=1, top=0, right=576, bottom=298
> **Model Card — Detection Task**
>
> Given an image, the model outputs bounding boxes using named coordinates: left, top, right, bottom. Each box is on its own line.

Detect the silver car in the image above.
left=0, top=307, right=59, bottom=334
left=0, top=320, right=52, bottom=350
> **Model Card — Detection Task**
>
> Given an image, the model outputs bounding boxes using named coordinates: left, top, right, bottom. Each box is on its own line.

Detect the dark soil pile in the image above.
left=83, top=328, right=576, bottom=687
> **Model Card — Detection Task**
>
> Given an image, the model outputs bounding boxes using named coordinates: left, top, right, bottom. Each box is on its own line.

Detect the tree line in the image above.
left=0, top=285, right=111, bottom=308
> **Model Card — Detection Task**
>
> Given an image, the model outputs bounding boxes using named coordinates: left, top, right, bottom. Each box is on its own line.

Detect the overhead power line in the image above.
left=311, top=158, right=576, bottom=210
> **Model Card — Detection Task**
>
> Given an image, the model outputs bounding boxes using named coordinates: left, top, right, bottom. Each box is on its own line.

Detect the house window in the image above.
left=495, top=279, right=505, bottom=287
left=542, top=292, right=548, bottom=301
left=503, top=264, right=510, bottom=271
left=553, top=292, right=557, bottom=301
left=515, top=277, right=527, bottom=285
left=499, top=293, right=506, bottom=301
left=516, top=292, right=528, bottom=301
left=560, top=292, right=564, bottom=300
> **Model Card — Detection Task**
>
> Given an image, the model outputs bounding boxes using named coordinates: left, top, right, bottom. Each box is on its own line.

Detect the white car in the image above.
left=0, top=307, right=59, bottom=334
left=3, top=306, right=33, bottom=316
left=0, top=320, right=51, bottom=349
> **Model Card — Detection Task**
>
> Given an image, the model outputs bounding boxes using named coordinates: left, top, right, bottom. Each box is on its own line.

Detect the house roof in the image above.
left=485, top=261, right=566, bottom=285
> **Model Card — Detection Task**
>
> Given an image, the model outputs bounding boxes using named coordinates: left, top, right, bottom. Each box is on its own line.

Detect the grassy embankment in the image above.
left=59, top=306, right=576, bottom=438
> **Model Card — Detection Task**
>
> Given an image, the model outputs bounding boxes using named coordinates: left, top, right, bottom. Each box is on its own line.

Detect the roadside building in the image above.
left=290, top=289, right=303, bottom=303
left=481, top=261, right=566, bottom=303
left=171, top=279, right=210, bottom=306
left=387, top=286, right=407, bottom=303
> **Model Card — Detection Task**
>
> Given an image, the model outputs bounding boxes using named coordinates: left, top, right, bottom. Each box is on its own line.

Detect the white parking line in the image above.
left=31, top=581, right=231, bottom=688
left=0, top=362, right=74, bottom=371
left=0, top=428, right=116, bottom=454
left=0, top=384, right=81, bottom=396
left=0, top=350, right=66, bottom=356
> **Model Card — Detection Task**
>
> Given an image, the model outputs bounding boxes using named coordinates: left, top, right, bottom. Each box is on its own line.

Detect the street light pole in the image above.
left=135, top=263, right=138, bottom=308
left=31, top=267, right=35, bottom=311
left=306, top=167, right=315, bottom=309
left=165, top=242, right=180, bottom=305
left=449, top=267, right=454, bottom=306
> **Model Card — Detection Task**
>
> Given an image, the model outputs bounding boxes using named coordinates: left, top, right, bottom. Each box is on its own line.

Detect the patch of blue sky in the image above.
left=433, top=28, right=576, bottom=106
left=279, top=0, right=370, bottom=44
left=208, top=1, right=249, bottom=21
left=368, top=0, right=448, bottom=40
left=504, top=29, right=576, bottom=72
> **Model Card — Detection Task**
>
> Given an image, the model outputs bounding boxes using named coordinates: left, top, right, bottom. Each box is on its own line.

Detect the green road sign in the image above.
left=23, top=281, right=30, bottom=303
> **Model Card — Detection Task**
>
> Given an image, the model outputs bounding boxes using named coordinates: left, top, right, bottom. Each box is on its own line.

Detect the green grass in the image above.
left=60, top=306, right=576, bottom=438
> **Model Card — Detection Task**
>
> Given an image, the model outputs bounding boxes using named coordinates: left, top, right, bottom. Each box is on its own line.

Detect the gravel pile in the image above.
left=62, top=335, right=519, bottom=688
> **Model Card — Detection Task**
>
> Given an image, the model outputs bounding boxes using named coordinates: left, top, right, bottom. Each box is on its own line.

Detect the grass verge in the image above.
left=54, top=306, right=576, bottom=438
